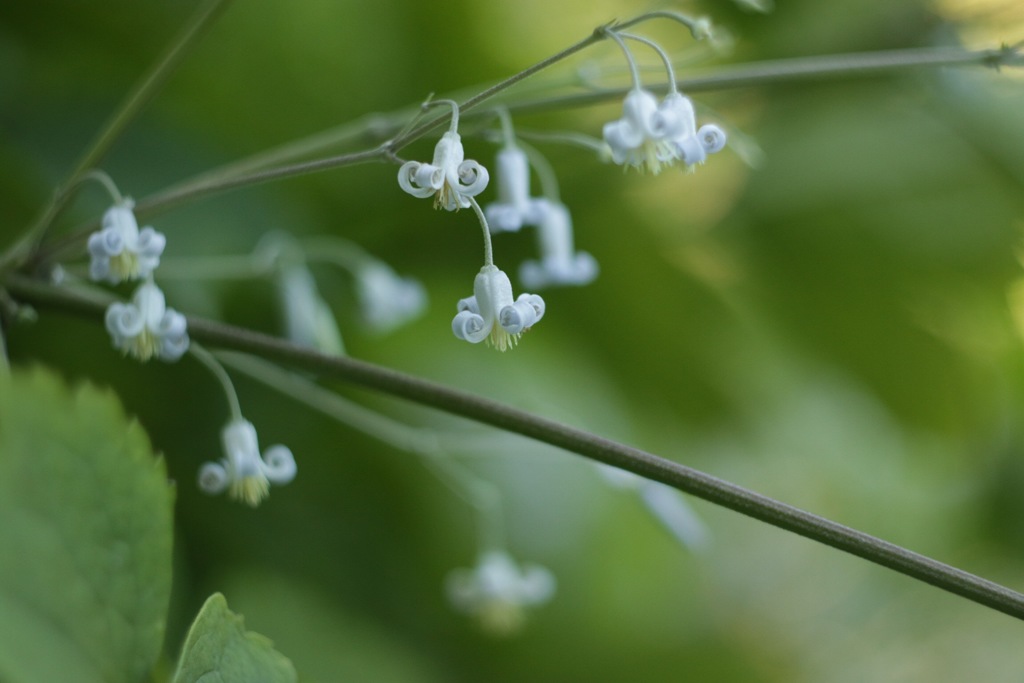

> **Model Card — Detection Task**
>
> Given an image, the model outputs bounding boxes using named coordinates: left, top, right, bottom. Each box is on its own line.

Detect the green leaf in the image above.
left=0, top=366, right=174, bottom=683
left=172, top=593, right=297, bottom=683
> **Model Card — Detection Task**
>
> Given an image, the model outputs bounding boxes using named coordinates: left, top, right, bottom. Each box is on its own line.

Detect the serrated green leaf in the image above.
left=0, top=366, right=174, bottom=683
left=172, top=593, right=297, bottom=683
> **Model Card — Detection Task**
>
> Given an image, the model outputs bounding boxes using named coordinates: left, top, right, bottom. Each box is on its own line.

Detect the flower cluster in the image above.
left=603, top=88, right=726, bottom=174
left=446, top=551, right=556, bottom=634
left=198, top=418, right=297, bottom=507
left=87, top=198, right=190, bottom=363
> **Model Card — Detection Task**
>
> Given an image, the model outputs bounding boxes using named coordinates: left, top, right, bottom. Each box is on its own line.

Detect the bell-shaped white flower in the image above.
left=603, top=88, right=680, bottom=174
left=198, top=418, right=296, bottom=507
left=519, top=201, right=598, bottom=289
left=104, top=281, right=189, bottom=362
left=484, top=145, right=548, bottom=233
left=446, top=551, right=556, bottom=634
left=653, top=92, right=727, bottom=167
left=277, top=264, right=345, bottom=356
left=87, top=201, right=166, bottom=283
left=398, top=131, right=489, bottom=211
left=451, top=265, right=545, bottom=352
left=355, top=263, right=427, bottom=334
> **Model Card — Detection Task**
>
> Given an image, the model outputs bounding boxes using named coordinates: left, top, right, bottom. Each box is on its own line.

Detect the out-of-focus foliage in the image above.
left=0, top=367, right=173, bottom=683
left=4, top=0, right=1024, bottom=681
left=172, top=593, right=296, bottom=683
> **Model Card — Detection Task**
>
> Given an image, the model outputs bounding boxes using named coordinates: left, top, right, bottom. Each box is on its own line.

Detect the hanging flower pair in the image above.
left=601, top=28, right=727, bottom=173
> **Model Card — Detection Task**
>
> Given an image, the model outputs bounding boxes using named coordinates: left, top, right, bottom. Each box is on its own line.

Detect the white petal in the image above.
left=498, top=299, right=537, bottom=335
left=452, top=159, right=489, bottom=198
left=397, top=162, right=437, bottom=198
left=698, top=124, right=727, bottom=154
left=261, top=445, right=297, bottom=484
left=105, top=302, right=144, bottom=338
left=452, top=310, right=489, bottom=343
left=197, top=461, right=229, bottom=494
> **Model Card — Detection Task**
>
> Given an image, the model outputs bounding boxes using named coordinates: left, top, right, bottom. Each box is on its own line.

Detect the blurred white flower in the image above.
left=452, top=265, right=544, bottom=351
left=603, top=89, right=726, bottom=173
left=519, top=201, right=598, bottom=289
left=484, top=145, right=548, bottom=233
left=655, top=92, right=727, bottom=167
left=104, top=281, right=188, bottom=362
left=355, top=263, right=427, bottom=333
left=446, top=551, right=555, bottom=634
left=88, top=201, right=166, bottom=283
left=398, top=131, right=489, bottom=211
left=198, top=418, right=296, bottom=507
left=277, top=264, right=345, bottom=356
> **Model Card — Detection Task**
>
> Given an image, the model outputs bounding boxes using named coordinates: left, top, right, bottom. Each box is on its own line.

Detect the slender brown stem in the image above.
left=7, top=273, right=1024, bottom=622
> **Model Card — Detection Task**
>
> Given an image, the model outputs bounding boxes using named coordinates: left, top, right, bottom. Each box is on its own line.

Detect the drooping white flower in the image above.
left=484, top=145, right=548, bottom=233
left=355, top=263, right=427, bottom=334
left=398, top=131, right=490, bottom=211
left=446, top=551, right=556, bottom=634
left=277, top=264, right=345, bottom=356
left=653, top=92, right=727, bottom=167
left=198, top=418, right=297, bottom=507
left=87, top=201, right=166, bottom=283
left=603, top=88, right=679, bottom=174
left=451, top=265, right=545, bottom=352
left=603, top=89, right=726, bottom=173
left=104, top=281, right=189, bottom=362
left=519, top=201, right=598, bottom=289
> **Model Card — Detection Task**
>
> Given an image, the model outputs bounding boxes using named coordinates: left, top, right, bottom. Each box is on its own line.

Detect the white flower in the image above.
left=398, top=131, right=490, bottom=211
left=104, top=281, right=189, bottom=362
left=87, top=201, right=166, bottom=283
left=519, top=201, right=598, bottom=289
left=603, top=89, right=726, bottom=173
left=277, top=264, right=345, bottom=356
left=355, top=263, right=427, bottom=333
left=451, top=265, right=545, bottom=352
left=603, top=89, right=678, bottom=174
left=654, top=92, right=727, bottom=167
left=484, top=145, right=548, bottom=233
left=198, top=418, right=296, bottom=507
left=446, top=551, right=555, bottom=634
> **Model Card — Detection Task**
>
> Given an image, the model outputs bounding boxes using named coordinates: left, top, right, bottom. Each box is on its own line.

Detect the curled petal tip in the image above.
left=263, top=445, right=297, bottom=484
left=698, top=124, right=727, bottom=154
left=198, top=462, right=229, bottom=494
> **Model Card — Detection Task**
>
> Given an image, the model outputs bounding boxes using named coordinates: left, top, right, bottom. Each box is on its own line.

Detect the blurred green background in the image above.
left=4, top=0, right=1024, bottom=680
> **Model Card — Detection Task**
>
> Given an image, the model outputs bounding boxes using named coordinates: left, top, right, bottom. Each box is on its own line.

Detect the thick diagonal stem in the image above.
left=7, top=273, right=1024, bottom=622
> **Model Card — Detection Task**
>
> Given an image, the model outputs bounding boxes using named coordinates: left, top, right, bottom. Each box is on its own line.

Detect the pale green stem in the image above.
left=468, top=197, right=494, bottom=267
left=602, top=29, right=643, bottom=90
left=496, top=107, right=517, bottom=148
left=610, top=10, right=711, bottom=40
left=79, top=170, right=125, bottom=204
left=11, top=274, right=1024, bottom=621
left=25, top=44, right=1024, bottom=270
left=423, top=99, right=461, bottom=133
left=515, top=139, right=560, bottom=202
left=154, top=254, right=275, bottom=281
left=189, top=342, right=243, bottom=421
left=619, top=32, right=679, bottom=95
left=516, top=129, right=609, bottom=156
left=218, top=351, right=505, bottom=552
left=69, top=0, right=233, bottom=178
